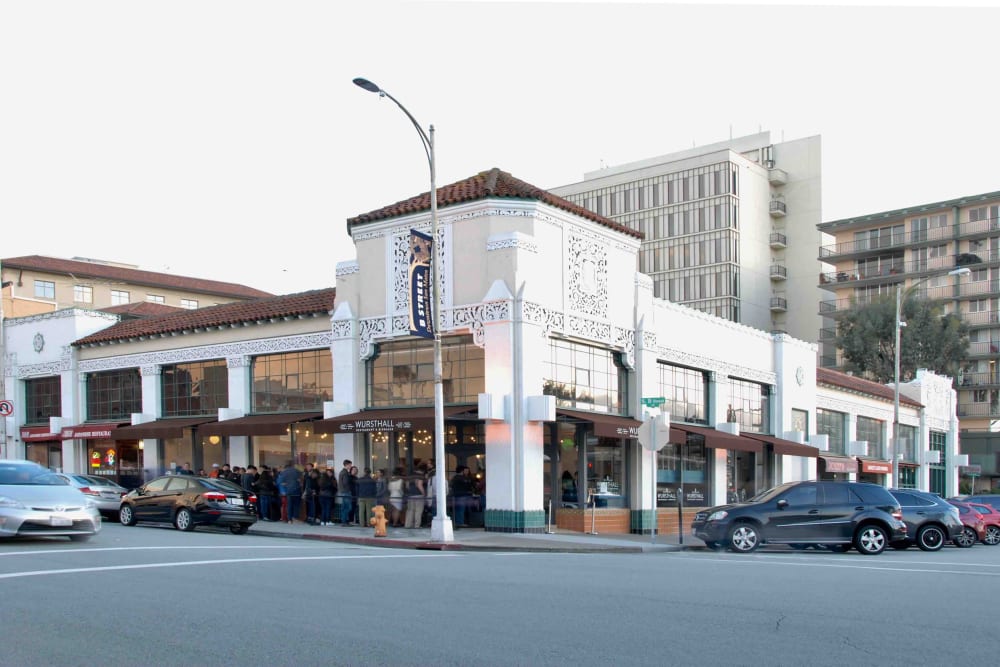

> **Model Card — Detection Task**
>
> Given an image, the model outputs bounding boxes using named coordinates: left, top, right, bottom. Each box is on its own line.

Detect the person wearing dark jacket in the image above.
left=355, top=468, right=378, bottom=528
left=277, top=463, right=302, bottom=524
left=318, top=468, right=338, bottom=526
left=302, top=467, right=321, bottom=525
left=337, top=460, right=354, bottom=526
left=253, top=469, right=277, bottom=521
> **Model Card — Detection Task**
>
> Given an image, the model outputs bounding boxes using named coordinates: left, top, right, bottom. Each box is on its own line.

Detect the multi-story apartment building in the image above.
left=551, top=132, right=828, bottom=345
left=817, top=190, right=1000, bottom=433
left=1, top=255, right=274, bottom=319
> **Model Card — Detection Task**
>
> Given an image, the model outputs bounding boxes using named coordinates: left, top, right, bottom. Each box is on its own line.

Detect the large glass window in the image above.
left=368, top=335, right=484, bottom=407
left=856, top=416, right=885, bottom=459
left=929, top=430, right=947, bottom=496
left=656, top=433, right=707, bottom=507
left=657, top=362, right=707, bottom=424
left=252, top=349, right=332, bottom=413
left=86, top=369, right=142, bottom=421
left=24, top=376, right=61, bottom=424
left=817, top=409, right=846, bottom=455
left=162, top=360, right=229, bottom=417
left=543, top=339, right=628, bottom=414
left=897, top=424, right=917, bottom=463
left=111, top=290, right=130, bottom=305
left=34, top=280, right=55, bottom=299
left=74, top=285, right=93, bottom=304
left=726, top=377, right=770, bottom=433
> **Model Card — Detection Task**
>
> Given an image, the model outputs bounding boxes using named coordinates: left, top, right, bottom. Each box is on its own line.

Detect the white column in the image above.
left=225, top=356, right=251, bottom=466
left=138, top=365, right=161, bottom=476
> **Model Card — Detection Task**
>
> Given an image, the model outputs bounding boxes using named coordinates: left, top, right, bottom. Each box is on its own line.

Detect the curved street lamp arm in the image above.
left=373, top=89, right=433, bottom=171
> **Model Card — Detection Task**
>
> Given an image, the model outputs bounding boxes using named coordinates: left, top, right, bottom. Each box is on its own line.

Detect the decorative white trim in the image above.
left=4, top=308, right=119, bottom=328
left=486, top=232, right=539, bottom=253
left=14, top=347, right=72, bottom=379
left=140, top=365, right=161, bottom=377
left=567, top=231, right=608, bottom=319
left=658, top=347, right=777, bottom=385
left=336, top=261, right=360, bottom=277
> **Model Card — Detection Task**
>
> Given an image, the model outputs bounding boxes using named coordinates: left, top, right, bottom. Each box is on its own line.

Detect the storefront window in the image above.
left=162, top=435, right=196, bottom=476
left=726, top=449, right=756, bottom=502
left=162, top=360, right=228, bottom=417
left=25, top=443, right=61, bottom=469
left=856, top=416, right=885, bottom=459
left=252, top=435, right=291, bottom=471
left=726, top=377, right=770, bottom=433
left=86, top=369, right=142, bottom=421
left=543, top=339, right=628, bottom=414
left=897, top=424, right=917, bottom=462
left=367, top=335, right=484, bottom=407
left=897, top=466, right=917, bottom=489
left=658, top=363, right=708, bottom=424
left=928, top=430, right=947, bottom=496
left=817, top=409, right=846, bottom=455
left=587, top=437, right=625, bottom=507
left=251, top=349, right=332, bottom=413
left=87, top=441, right=143, bottom=489
left=24, top=376, right=61, bottom=425
left=656, top=434, right=707, bottom=507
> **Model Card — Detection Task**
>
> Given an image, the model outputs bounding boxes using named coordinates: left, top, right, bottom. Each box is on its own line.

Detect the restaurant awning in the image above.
left=60, top=422, right=130, bottom=440
left=858, top=457, right=892, bottom=474
left=199, top=412, right=323, bottom=437
left=314, top=406, right=476, bottom=435
left=19, top=426, right=61, bottom=441
left=819, top=455, right=857, bottom=473
left=555, top=409, right=642, bottom=439
left=741, top=433, right=820, bottom=458
left=112, top=416, right=218, bottom=441
left=670, top=424, right=762, bottom=453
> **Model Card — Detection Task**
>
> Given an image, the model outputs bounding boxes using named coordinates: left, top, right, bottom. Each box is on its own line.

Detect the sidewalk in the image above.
left=247, top=518, right=692, bottom=553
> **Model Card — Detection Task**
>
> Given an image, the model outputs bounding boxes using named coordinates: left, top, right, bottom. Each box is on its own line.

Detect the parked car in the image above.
left=947, top=500, right=987, bottom=548
left=888, top=489, right=965, bottom=551
left=691, top=481, right=905, bottom=555
left=119, top=475, right=257, bottom=534
left=0, top=460, right=102, bottom=542
left=951, top=494, right=1000, bottom=513
left=52, top=473, right=128, bottom=519
left=964, top=501, right=1000, bottom=545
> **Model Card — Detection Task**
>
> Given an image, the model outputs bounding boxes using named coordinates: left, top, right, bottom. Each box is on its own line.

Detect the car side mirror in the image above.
left=776, top=499, right=788, bottom=509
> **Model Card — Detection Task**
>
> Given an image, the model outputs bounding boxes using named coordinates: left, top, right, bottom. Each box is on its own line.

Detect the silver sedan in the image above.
left=52, top=473, right=128, bottom=517
left=0, top=461, right=102, bottom=542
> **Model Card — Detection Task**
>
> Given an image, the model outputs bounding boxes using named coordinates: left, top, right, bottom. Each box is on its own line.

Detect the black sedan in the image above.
left=119, top=475, right=257, bottom=534
left=888, top=489, right=964, bottom=551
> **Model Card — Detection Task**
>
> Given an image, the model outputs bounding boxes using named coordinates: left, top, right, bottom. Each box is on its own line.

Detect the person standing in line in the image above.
left=302, top=466, right=320, bottom=525
left=355, top=468, right=377, bottom=528
left=178, top=462, right=195, bottom=476
left=277, top=463, right=302, bottom=525
left=387, top=467, right=406, bottom=528
left=404, top=466, right=426, bottom=529
left=422, top=460, right=436, bottom=527
left=348, top=465, right=360, bottom=524
left=254, top=468, right=276, bottom=521
left=375, top=468, right=389, bottom=514
left=337, top=459, right=354, bottom=526
left=450, top=465, right=474, bottom=528
left=318, top=467, right=337, bottom=526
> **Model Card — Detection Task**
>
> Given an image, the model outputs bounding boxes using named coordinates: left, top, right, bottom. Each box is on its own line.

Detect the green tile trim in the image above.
left=630, top=509, right=656, bottom=535
left=484, top=509, right=546, bottom=533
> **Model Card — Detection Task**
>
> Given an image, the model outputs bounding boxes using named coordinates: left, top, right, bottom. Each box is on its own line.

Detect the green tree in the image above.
left=834, top=294, right=969, bottom=384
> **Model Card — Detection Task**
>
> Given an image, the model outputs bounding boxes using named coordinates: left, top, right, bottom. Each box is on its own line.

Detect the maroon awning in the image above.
left=314, top=406, right=476, bottom=435
left=112, top=416, right=218, bottom=441
left=60, top=422, right=129, bottom=440
left=741, top=433, right=820, bottom=458
left=20, top=426, right=61, bottom=441
left=555, top=409, right=642, bottom=439
left=820, top=455, right=857, bottom=473
left=199, top=412, right=323, bottom=437
left=670, top=424, right=762, bottom=453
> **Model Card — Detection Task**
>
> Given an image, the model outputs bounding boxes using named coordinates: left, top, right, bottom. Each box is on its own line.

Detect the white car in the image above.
left=0, top=461, right=102, bottom=542
left=52, top=473, right=128, bottom=518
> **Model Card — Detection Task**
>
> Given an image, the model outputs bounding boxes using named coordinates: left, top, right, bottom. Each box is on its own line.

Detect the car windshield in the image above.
left=0, top=465, right=70, bottom=486
left=747, top=483, right=796, bottom=503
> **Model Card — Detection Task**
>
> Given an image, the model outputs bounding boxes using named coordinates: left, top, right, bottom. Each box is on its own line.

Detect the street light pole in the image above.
left=892, top=266, right=970, bottom=488
left=353, top=77, right=453, bottom=542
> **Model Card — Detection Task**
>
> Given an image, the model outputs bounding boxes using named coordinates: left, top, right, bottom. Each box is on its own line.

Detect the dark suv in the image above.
left=691, top=481, right=905, bottom=555
left=888, top=489, right=964, bottom=551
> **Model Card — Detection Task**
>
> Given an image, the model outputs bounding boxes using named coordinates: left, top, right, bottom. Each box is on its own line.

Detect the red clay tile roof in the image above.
left=2, top=255, right=274, bottom=299
left=100, top=302, right=186, bottom=318
left=346, top=168, right=643, bottom=240
left=74, top=288, right=336, bottom=346
left=817, top=367, right=923, bottom=408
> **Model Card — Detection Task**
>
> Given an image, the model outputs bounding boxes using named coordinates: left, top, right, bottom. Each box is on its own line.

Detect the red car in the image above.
left=966, top=502, right=1000, bottom=546
left=948, top=500, right=987, bottom=547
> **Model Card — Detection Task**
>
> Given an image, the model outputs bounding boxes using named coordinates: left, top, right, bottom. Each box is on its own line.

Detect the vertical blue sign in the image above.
left=408, top=229, right=434, bottom=339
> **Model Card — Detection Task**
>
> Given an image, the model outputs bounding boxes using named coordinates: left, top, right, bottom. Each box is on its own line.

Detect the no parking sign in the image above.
left=0, top=400, right=13, bottom=417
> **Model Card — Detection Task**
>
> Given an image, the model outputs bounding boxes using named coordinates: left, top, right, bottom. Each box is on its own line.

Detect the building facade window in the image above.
left=34, top=280, right=55, bottom=299
left=726, top=377, right=770, bottom=433
left=928, top=430, right=947, bottom=496
left=146, top=294, right=166, bottom=304
left=368, top=335, right=484, bottom=407
left=24, top=376, right=61, bottom=424
left=817, top=408, right=846, bottom=455
left=252, top=349, right=333, bottom=413
left=180, top=299, right=198, bottom=310
left=856, top=416, right=885, bottom=459
left=110, top=290, right=130, bottom=305
left=791, top=408, right=808, bottom=434
left=86, top=369, right=142, bottom=421
left=73, top=285, right=93, bottom=304
left=657, top=362, right=708, bottom=424
left=162, top=360, right=229, bottom=417
left=657, top=433, right=708, bottom=507
left=897, top=423, right=917, bottom=463
left=543, top=338, right=629, bottom=415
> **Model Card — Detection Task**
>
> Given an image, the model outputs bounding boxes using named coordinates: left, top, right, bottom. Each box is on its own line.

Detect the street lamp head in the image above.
left=353, top=77, right=381, bottom=94
left=948, top=267, right=972, bottom=277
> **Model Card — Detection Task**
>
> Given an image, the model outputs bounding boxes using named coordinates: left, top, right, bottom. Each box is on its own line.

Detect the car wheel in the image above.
left=174, top=508, right=195, bottom=532
left=229, top=523, right=250, bottom=535
left=984, top=525, right=1000, bottom=546
left=890, top=541, right=910, bottom=551
left=727, top=523, right=760, bottom=553
left=916, top=525, right=945, bottom=551
left=69, top=534, right=92, bottom=542
left=854, top=524, right=888, bottom=555
left=954, top=527, right=977, bottom=548
left=119, top=504, right=137, bottom=526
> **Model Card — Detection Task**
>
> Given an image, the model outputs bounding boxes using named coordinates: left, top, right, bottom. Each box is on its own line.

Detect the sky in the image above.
left=3, top=0, right=999, bottom=297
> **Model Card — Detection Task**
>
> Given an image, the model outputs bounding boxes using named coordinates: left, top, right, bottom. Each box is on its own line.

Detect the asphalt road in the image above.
left=1, top=523, right=997, bottom=667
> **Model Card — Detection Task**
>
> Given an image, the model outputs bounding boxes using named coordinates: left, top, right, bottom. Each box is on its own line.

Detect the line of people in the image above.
left=225, top=459, right=483, bottom=529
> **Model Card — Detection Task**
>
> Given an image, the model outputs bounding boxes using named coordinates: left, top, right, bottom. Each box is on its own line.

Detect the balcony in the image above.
left=963, top=310, right=1000, bottom=328
left=955, top=216, right=1000, bottom=241
left=770, top=264, right=787, bottom=281
left=958, top=371, right=1000, bottom=388
left=965, top=341, right=1000, bottom=358
left=770, top=296, right=787, bottom=311
left=957, top=402, right=997, bottom=418
left=769, top=200, right=787, bottom=217
left=768, top=168, right=788, bottom=186
left=819, top=327, right=837, bottom=341
left=769, top=232, right=787, bottom=249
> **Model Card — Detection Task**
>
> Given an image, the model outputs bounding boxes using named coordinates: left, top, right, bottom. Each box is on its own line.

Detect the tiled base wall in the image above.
left=484, top=509, right=546, bottom=533
left=555, top=508, right=631, bottom=534
left=629, top=508, right=700, bottom=535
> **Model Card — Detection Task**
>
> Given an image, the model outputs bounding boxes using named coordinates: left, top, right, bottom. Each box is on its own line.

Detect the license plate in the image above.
left=228, top=498, right=245, bottom=506
left=50, top=517, right=73, bottom=526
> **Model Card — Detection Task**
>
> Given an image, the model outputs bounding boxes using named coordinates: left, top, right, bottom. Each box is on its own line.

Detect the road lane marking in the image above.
left=0, top=545, right=327, bottom=557
left=0, top=553, right=458, bottom=580
left=673, top=554, right=1000, bottom=576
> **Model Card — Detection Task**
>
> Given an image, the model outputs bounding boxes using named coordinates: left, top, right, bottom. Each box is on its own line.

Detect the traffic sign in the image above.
left=0, top=400, right=13, bottom=417
left=641, top=397, right=666, bottom=408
